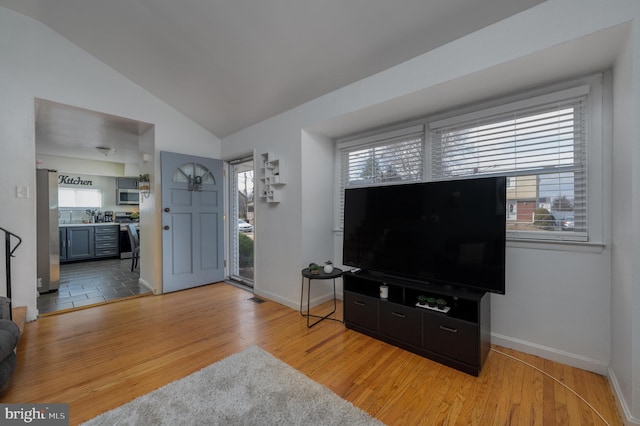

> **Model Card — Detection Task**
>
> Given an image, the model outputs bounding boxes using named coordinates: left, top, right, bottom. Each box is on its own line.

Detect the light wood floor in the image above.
left=1, top=283, right=622, bottom=425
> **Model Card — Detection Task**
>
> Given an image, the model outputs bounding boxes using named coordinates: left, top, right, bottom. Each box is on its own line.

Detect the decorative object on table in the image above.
left=308, top=262, right=321, bottom=275
left=323, top=260, right=334, bottom=274
left=379, top=284, right=389, bottom=299
left=138, top=174, right=150, bottom=199
left=129, top=212, right=140, bottom=221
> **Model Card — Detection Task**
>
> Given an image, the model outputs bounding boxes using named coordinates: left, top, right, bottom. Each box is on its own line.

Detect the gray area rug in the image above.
left=81, top=345, right=383, bottom=425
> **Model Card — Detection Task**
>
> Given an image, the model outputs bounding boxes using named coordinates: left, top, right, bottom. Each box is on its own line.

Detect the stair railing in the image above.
left=0, top=227, right=22, bottom=321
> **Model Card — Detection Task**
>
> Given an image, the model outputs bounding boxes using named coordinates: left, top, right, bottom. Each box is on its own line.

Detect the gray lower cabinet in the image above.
left=60, top=226, right=94, bottom=261
left=60, top=225, right=119, bottom=262
left=94, top=225, right=119, bottom=258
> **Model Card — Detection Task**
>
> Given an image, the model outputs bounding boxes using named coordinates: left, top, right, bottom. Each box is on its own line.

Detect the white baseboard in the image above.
left=492, top=333, right=640, bottom=424
left=607, top=367, right=640, bottom=425
left=491, top=332, right=609, bottom=375
left=253, top=289, right=342, bottom=312
left=138, top=277, right=154, bottom=293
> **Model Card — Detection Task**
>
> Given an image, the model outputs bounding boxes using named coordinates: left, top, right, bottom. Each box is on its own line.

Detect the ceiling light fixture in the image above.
left=95, top=146, right=115, bottom=156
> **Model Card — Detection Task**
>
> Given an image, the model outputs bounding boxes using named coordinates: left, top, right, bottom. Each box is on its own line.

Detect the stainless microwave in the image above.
left=117, top=189, right=139, bottom=205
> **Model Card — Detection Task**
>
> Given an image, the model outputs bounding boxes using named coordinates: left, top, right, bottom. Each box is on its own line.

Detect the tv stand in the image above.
left=343, top=270, right=491, bottom=376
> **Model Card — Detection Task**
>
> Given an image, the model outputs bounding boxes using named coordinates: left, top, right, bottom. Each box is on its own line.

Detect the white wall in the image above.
left=610, top=21, right=640, bottom=423
left=221, top=1, right=640, bottom=422
left=0, top=7, right=221, bottom=320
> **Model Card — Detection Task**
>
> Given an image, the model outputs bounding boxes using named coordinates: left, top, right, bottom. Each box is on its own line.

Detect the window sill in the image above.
left=506, top=238, right=605, bottom=254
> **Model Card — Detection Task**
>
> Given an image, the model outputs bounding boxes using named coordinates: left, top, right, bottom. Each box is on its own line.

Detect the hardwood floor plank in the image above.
left=0, top=283, right=623, bottom=425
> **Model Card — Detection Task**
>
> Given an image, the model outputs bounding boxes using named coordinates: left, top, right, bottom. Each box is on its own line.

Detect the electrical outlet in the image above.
left=16, top=186, right=29, bottom=198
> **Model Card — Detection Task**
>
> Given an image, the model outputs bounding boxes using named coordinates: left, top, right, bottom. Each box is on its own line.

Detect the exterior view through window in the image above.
left=229, top=157, right=254, bottom=286
left=432, top=99, right=586, bottom=240
left=339, top=79, right=597, bottom=243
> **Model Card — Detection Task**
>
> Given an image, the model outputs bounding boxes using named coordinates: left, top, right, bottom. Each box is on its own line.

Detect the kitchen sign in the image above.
left=58, top=175, right=93, bottom=186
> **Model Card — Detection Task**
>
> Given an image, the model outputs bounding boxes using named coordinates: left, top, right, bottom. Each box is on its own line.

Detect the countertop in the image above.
left=59, top=222, right=133, bottom=227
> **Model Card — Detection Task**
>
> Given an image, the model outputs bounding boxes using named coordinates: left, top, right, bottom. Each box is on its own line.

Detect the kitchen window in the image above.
left=59, top=187, right=102, bottom=208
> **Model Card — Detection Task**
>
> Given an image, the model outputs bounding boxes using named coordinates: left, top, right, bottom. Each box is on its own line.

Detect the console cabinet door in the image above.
left=422, top=311, right=478, bottom=366
left=344, top=291, right=379, bottom=331
left=380, top=302, right=422, bottom=347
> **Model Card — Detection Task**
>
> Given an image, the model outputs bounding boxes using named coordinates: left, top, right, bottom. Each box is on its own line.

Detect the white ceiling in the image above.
left=2, top=0, right=544, bottom=146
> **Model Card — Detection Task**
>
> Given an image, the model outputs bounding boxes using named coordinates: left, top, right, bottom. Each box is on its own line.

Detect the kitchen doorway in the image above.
left=227, top=156, right=254, bottom=287
left=37, top=258, right=148, bottom=314
left=34, top=99, right=155, bottom=314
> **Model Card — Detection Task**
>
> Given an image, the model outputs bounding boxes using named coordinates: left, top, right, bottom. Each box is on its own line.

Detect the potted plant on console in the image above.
left=324, top=260, right=334, bottom=274
left=417, top=295, right=437, bottom=308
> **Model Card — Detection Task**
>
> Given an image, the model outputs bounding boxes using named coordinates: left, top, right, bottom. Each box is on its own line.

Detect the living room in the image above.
left=1, top=0, right=639, bottom=424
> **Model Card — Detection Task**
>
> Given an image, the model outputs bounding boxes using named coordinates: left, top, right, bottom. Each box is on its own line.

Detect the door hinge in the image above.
left=224, top=259, right=227, bottom=267
left=223, top=215, right=226, bottom=223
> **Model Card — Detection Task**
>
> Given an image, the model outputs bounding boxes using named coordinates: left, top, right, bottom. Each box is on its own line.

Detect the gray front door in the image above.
left=161, top=151, right=224, bottom=293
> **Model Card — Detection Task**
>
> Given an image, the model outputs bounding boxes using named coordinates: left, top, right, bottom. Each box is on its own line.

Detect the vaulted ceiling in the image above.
left=1, top=0, right=544, bottom=140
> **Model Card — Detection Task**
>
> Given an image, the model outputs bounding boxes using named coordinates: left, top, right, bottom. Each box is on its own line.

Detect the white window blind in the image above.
left=430, top=87, right=589, bottom=241
left=337, top=125, right=424, bottom=229
left=58, top=187, right=102, bottom=208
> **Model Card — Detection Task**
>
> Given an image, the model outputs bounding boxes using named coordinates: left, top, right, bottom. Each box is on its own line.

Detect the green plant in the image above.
left=239, top=233, right=254, bottom=267
left=436, top=298, right=447, bottom=308
left=325, top=260, right=332, bottom=265
left=417, top=295, right=428, bottom=305
left=426, top=297, right=437, bottom=307
left=533, top=207, right=555, bottom=228
left=308, top=262, right=321, bottom=274
left=139, top=173, right=150, bottom=182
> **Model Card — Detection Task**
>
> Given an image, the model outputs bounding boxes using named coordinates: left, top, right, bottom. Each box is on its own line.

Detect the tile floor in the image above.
left=37, top=258, right=150, bottom=315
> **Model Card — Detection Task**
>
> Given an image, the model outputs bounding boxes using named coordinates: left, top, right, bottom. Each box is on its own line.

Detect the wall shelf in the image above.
left=258, top=152, right=286, bottom=203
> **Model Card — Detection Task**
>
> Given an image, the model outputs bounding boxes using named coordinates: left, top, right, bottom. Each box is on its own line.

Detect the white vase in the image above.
left=324, top=264, right=334, bottom=274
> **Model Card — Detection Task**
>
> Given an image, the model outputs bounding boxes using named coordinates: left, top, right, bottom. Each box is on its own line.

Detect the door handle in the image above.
left=392, top=312, right=406, bottom=318
left=163, top=225, right=170, bottom=230
left=164, top=207, right=170, bottom=212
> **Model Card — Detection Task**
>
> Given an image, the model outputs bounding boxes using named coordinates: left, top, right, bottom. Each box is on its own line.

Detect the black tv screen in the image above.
left=343, top=176, right=506, bottom=294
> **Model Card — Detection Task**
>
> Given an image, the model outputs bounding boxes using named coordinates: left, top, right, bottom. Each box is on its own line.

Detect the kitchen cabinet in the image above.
left=117, top=177, right=139, bottom=189
left=94, top=225, right=119, bottom=258
left=60, top=226, right=94, bottom=261
left=60, top=224, right=120, bottom=262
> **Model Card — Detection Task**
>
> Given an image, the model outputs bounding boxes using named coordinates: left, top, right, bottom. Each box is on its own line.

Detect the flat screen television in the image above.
left=342, top=176, right=506, bottom=294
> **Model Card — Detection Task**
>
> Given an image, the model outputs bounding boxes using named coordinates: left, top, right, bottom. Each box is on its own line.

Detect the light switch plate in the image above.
left=16, top=186, right=29, bottom=198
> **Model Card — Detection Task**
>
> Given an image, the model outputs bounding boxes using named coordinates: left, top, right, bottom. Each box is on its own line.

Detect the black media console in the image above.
left=343, top=270, right=491, bottom=376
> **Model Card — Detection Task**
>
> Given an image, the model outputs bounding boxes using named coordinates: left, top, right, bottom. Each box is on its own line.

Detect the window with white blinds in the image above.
left=337, top=125, right=424, bottom=228
left=335, top=76, right=602, bottom=243
left=430, top=85, right=589, bottom=241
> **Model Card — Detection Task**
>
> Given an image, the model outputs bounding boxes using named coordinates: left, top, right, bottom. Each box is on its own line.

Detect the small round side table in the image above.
left=300, top=267, right=343, bottom=328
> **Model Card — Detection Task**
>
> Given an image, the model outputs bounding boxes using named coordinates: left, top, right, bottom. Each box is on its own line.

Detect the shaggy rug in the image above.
left=81, top=346, right=383, bottom=425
